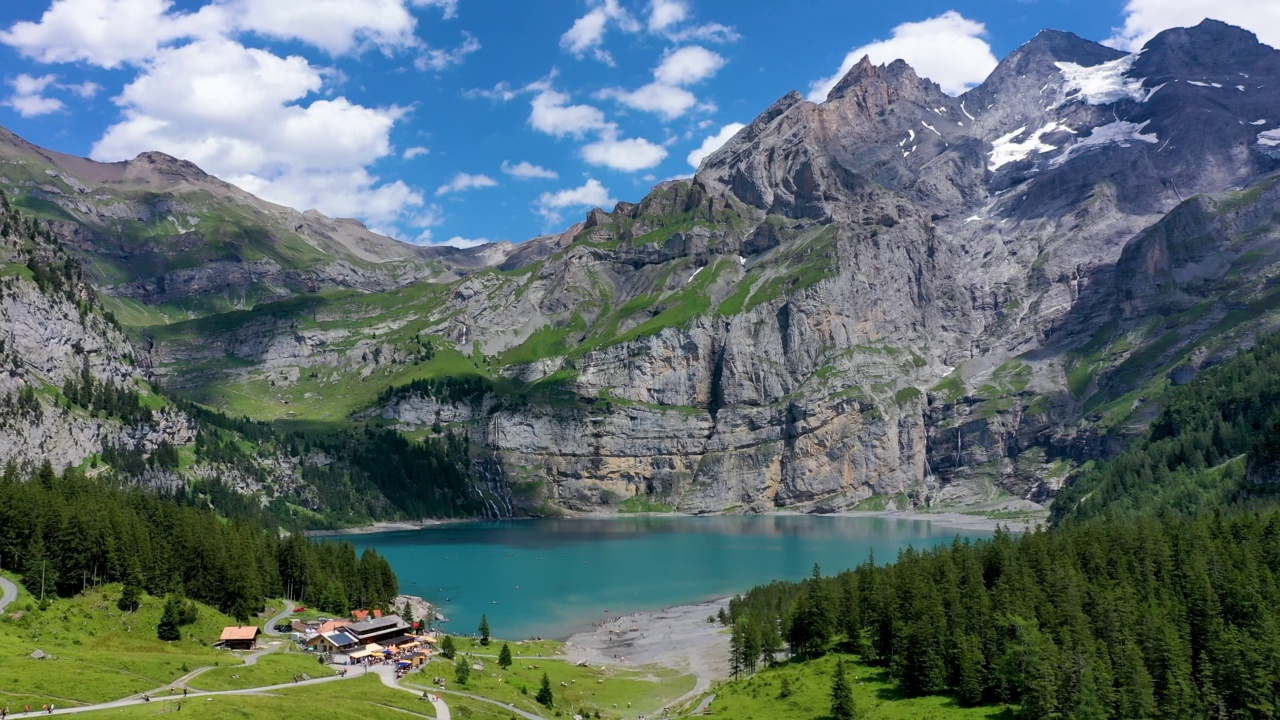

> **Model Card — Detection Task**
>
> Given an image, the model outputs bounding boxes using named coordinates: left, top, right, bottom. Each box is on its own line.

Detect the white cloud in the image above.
left=415, top=32, right=480, bottom=72
left=536, top=178, right=616, bottom=223
left=654, top=45, right=725, bottom=85
left=647, top=0, right=687, bottom=32
left=91, top=37, right=422, bottom=227
left=464, top=81, right=517, bottom=102
left=501, top=160, right=558, bottom=179
left=410, top=0, right=458, bottom=20
left=230, top=0, right=416, bottom=54
left=436, top=172, right=497, bottom=195
left=581, top=136, right=668, bottom=171
left=63, top=80, right=102, bottom=98
left=598, top=45, right=724, bottom=120
left=598, top=83, right=699, bottom=120
left=529, top=86, right=611, bottom=137
left=436, top=235, right=489, bottom=248
left=0, top=0, right=226, bottom=68
left=0, top=0, right=473, bottom=68
left=664, top=22, right=738, bottom=44
left=807, top=11, right=998, bottom=99
left=3, top=74, right=64, bottom=117
left=403, top=145, right=429, bottom=159
left=560, top=0, right=639, bottom=65
left=1106, top=0, right=1280, bottom=51
left=687, top=121, right=744, bottom=168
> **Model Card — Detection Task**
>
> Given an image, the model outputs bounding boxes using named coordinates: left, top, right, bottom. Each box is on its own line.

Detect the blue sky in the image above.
left=0, top=0, right=1274, bottom=247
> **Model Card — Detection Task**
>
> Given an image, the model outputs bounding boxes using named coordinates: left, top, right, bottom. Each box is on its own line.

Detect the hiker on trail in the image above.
left=183, top=688, right=188, bottom=698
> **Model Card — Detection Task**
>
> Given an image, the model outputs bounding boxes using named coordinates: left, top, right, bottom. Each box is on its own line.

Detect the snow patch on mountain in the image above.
left=1050, top=120, right=1158, bottom=167
left=1258, top=129, right=1280, bottom=147
left=1055, top=55, right=1147, bottom=106
left=988, top=122, right=1073, bottom=171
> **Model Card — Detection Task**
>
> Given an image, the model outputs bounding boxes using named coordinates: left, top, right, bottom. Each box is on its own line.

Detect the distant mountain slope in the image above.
left=6, top=19, right=1280, bottom=518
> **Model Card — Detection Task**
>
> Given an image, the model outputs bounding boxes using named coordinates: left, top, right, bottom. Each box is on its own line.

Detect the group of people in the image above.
left=1, top=705, right=55, bottom=717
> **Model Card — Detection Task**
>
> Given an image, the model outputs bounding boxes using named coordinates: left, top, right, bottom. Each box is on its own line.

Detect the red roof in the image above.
left=220, top=626, right=260, bottom=641
left=352, top=610, right=370, bottom=621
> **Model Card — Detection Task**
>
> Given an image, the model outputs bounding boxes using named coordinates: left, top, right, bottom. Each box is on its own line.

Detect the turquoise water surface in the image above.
left=344, top=514, right=987, bottom=640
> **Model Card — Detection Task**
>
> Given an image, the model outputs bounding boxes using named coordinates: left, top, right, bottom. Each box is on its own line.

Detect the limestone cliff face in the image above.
left=0, top=231, right=193, bottom=471
left=366, top=20, right=1280, bottom=513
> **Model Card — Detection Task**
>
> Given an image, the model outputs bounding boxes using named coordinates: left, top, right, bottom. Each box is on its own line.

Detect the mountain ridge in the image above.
left=4, top=18, right=1280, bottom=519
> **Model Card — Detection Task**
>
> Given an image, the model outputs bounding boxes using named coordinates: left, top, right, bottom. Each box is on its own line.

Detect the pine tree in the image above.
left=402, top=601, right=415, bottom=628
left=454, top=656, right=470, bottom=685
left=536, top=672, right=555, bottom=707
left=830, top=658, right=858, bottom=720
left=440, top=635, right=457, bottom=659
left=478, top=613, right=491, bottom=646
left=157, top=595, right=182, bottom=641
left=498, top=642, right=513, bottom=669
left=118, top=568, right=142, bottom=613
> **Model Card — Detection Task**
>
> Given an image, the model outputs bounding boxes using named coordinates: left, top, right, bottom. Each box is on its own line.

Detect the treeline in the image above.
left=0, top=461, right=398, bottom=619
left=1053, top=332, right=1280, bottom=524
left=727, top=511, right=1280, bottom=719
left=379, top=375, right=494, bottom=407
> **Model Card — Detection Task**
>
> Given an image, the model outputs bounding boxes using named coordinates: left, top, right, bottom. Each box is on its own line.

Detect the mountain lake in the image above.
left=342, top=514, right=994, bottom=639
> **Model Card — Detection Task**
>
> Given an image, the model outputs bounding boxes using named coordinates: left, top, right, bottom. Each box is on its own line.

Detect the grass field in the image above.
left=406, top=652, right=695, bottom=719
left=0, top=582, right=247, bottom=712
left=702, top=653, right=1015, bottom=720
left=189, top=651, right=333, bottom=691
left=69, top=674, right=436, bottom=719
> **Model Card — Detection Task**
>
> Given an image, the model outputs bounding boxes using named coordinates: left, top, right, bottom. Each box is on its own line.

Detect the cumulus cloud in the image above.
left=647, top=0, right=687, bottom=32
left=654, top=45, right=725, bottom=85
left=501, top=160, right=558, bottom=179
left=536, top=178, right=615, bottom=223
left=560, top=0, right=639, bottom=65
left=91, top=37, right=421, bottom=227
left=686, top=121, right=744, bottom=168
left=529, top=86, right=611, bottom=137
left=403, top=145, right=429, bottom=159
left=807, top=11, right=998, bottom=99
left=3, top=74, right=64, bottom=117
left=0, top=0, right=470, bottom=67
left=1105, top=0, right=1280, bottom=51
left=581, top=137, right=668, bottom=171
left=597, top=83, right=698, bottom=120
left=0, top=0, right=226, bottom=68
left=599, top=45, right=724, bottom=120
left=435, top=235, right=489, bottom=248
left=435, top=172, right=497, bottom=195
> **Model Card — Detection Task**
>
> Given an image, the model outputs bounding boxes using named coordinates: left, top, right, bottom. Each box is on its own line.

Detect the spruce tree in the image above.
left=498, top=642, right=513, bottom=669
left=402, top=601, right=415, bottom=628
left=830, top=658, right=857, bottom=720
left=454, top=656, right=470, bottom=685
left=536, top=672, right=554, bottom=707
left=117, top=568, right=142, bottom=613
left=478, top=613, right=491, bottom=646
left=157, top=595, right=182, bottom=641
left=440, top=635, right=457, bottom=659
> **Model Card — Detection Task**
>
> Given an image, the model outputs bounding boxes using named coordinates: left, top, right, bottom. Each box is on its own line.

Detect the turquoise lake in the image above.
left=344, top=515, right=988, bottom=640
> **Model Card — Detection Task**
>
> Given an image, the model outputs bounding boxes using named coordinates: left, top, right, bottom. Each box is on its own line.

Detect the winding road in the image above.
left=263, top=599, right=297, bottom=636
left=0, top=576, right=17, bottom=613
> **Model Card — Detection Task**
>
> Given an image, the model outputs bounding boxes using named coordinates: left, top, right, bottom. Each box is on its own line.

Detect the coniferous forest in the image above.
left=0, top=460, right=398, bottom=620
left=725, top=332, right=1280, bottom=719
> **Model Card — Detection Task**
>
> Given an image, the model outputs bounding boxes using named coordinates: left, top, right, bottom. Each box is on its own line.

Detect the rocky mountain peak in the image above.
left=121, top=151, right=213, bottom=188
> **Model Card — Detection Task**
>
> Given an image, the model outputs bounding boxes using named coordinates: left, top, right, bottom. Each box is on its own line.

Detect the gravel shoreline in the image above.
left=563, top=598, right=732, bottom=705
